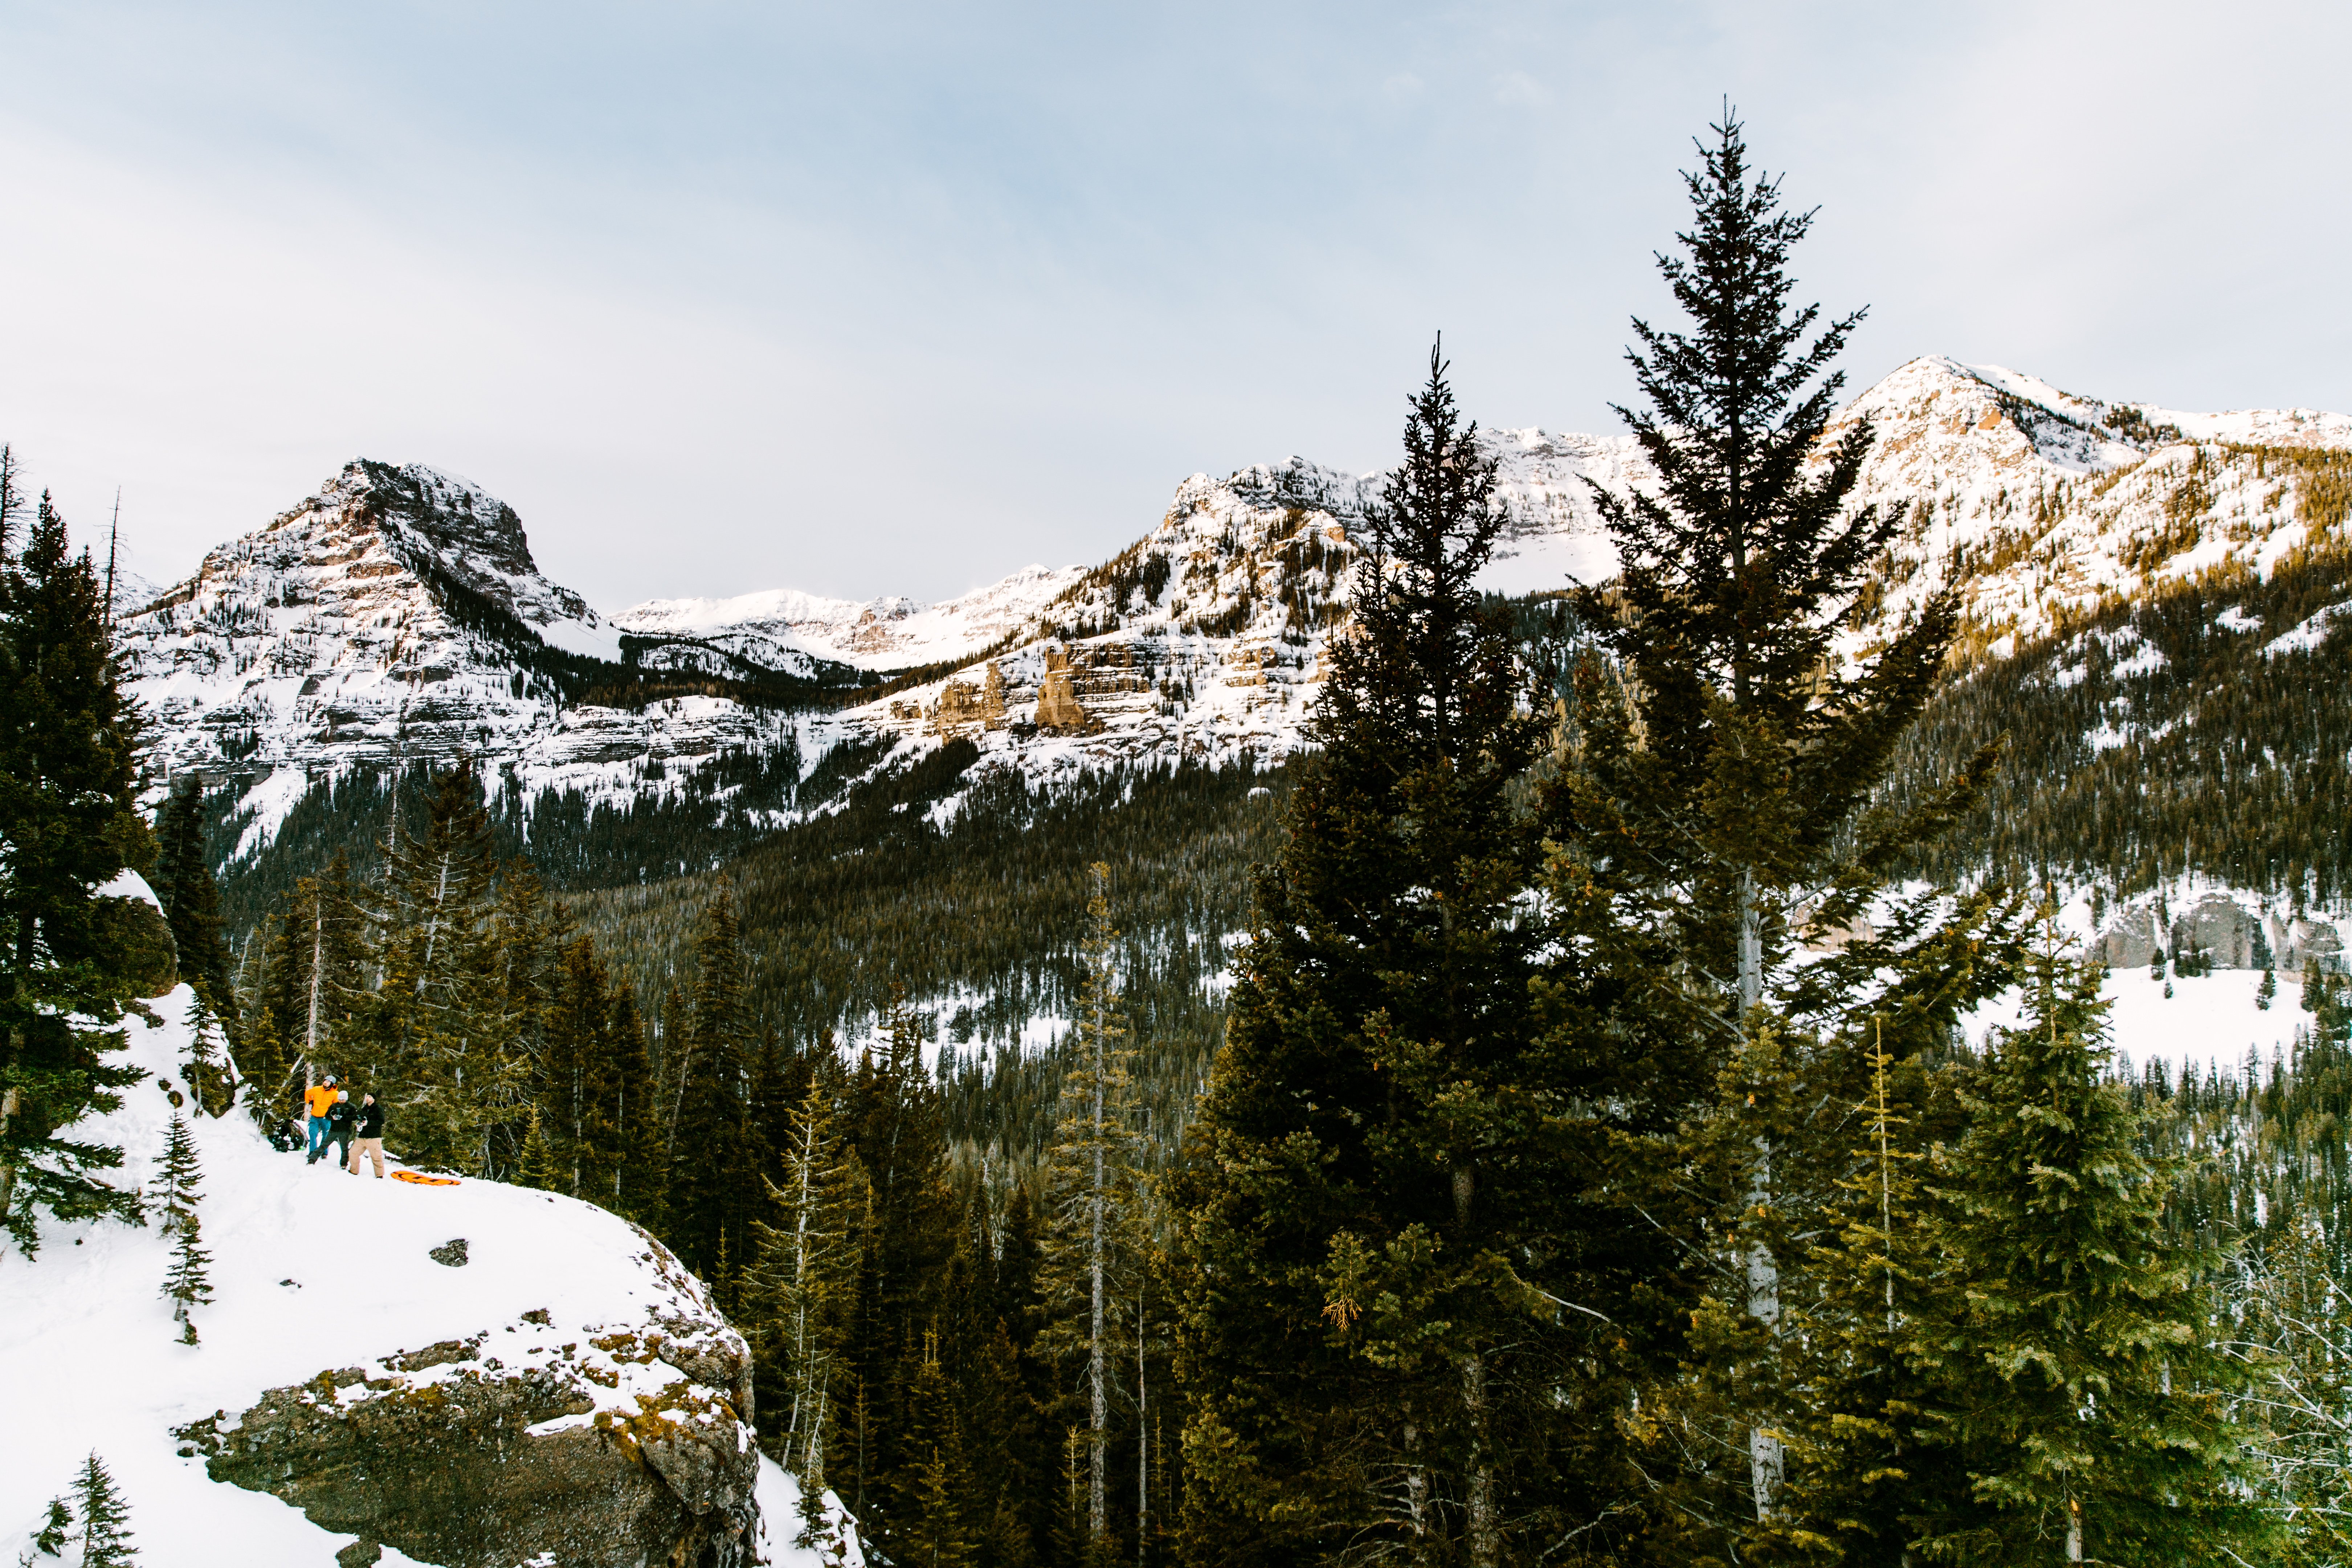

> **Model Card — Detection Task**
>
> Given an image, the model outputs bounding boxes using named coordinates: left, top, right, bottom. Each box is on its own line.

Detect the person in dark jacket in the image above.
left=324, top=1089, right=356, bottom=1171
left=346, top=1093, right=388, bottom=1179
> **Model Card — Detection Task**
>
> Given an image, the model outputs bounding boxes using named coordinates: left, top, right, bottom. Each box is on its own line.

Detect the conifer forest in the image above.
left=16, top=114, right=2352, bottom=1568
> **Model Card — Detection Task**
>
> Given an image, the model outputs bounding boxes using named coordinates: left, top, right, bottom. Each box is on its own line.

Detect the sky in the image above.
left=2, top=1, right=2348, bottom=611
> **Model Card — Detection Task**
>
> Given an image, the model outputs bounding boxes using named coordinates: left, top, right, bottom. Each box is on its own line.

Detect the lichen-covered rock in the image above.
left=175, top=1304, right=760, bottom=1568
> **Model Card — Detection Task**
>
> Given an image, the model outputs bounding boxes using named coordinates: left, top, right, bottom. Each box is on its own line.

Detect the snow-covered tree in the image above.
left=149, top=1114, right=201, bottom=1236
left=179, top=989, right=235, bottom=1118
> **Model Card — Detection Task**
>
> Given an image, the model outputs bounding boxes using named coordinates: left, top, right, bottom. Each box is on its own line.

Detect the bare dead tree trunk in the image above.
left=304, top=905, right=324, bottom=1085
left=1137, top=1285, right=1149, bottom=1567
left=1463, top=1355, right=1497, bottom=1568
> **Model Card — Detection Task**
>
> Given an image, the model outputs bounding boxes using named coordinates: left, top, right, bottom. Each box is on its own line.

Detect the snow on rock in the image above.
left=1822, top=355, right=2352, bottom=659
left=115, top=460, right=794, bottom=825
left=0, top=987, right=857, bottom=1568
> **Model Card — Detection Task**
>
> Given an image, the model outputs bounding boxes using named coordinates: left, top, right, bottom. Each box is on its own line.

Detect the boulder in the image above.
left=176, top=1308, right=759, bottom=1568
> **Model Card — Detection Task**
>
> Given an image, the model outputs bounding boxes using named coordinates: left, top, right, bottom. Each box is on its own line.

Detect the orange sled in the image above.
left=391, top=1170, right=461, bottom=1187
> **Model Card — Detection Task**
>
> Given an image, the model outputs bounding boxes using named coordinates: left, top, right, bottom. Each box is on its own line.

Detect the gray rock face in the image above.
left=2171, top=894, right=2260, bottom=968
left=2291, top=917, right=2344, bottom=975
left=175, top=1314, right=760, bottom=1568
left=2100, top=902, right=2163, bottom=969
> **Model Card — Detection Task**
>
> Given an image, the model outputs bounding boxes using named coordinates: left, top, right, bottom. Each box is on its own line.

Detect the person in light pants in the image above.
left=346, top=1093, right=388, bottom=1179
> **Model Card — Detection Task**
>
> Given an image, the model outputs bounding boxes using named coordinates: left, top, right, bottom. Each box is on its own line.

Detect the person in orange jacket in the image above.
left=302, top=1076, right=340, bottom=1164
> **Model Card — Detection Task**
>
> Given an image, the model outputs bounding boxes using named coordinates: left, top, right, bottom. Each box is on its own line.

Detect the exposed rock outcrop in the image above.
left=933, top=661, right=1008, bottom=737
left=176, top=1306, right=759, bottom=1568
left=2170, top=893, right=2261, bottom=968
left=2100, top=902, right=2164, bottom=969
left=1034, top=645, right=1096, bottom=733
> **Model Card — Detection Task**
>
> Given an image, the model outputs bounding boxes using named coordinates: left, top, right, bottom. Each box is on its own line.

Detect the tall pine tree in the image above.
left=1558, top=111, right=2018, bottom=1545
left=0, top=468, right=154, bottom=1255
left=72, top=1450, right=137, bottom=1566
left=665, top=882, right=755, bottom=1294
left=1179, top=343, right=1656, bottom=1565
left=151, top=775, right=233, bottom=1023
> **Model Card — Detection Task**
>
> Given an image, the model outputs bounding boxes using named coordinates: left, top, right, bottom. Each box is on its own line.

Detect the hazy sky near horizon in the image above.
left=3, top=1, right=2347, bottom=609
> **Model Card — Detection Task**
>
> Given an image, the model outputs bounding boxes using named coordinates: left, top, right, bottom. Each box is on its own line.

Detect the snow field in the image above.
left=1963, top=964, right=2310, bottom=1079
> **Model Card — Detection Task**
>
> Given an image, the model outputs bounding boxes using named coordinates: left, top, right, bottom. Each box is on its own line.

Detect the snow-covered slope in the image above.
left=816, top=428, right=1637, bottom=775
left=0, top=981, right=859, bottom=1567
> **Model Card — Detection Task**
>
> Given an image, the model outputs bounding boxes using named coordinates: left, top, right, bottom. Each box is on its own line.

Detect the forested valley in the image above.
left=19, top=114, right=2352, bottom=1568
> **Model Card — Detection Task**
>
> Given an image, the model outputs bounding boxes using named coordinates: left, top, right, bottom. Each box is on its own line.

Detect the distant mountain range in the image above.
left=118, top=356, right=2352, bottom=950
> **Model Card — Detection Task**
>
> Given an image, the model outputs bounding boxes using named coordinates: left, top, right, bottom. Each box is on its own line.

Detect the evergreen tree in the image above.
left=150, top=1114, right=201, bottom=1235
left=30, top=1492, right=71, bottom=1556
left=2259, top=965, right=2277, bottom=1011
left=532, top=932, right=665, bottom=1219
left=72, top=1452, right=135, bottom=1567
left=151, top=776, right=232, bottom=1019
left=907, top=1436, right=979, bottom=1568
left=747, top=1063, right=867, bottom=1493
left=162, top=1208, right=214, bottom=1345
left=1557, top=110, right=2017, bottom=1544
left=246, top=850, right=366, bottom=1106
left=180, top=987, right=235, bottom=1118
left=1909, top=930, right=2267, bottom=1565
left=1179, top=344, right=1649, bottom=1564
left=356, top=771, right=515, bottom=1172
left=665, top=883, right=755, bottom=1292
left=838, top=995, right=956, bottom=1549
left=1037, top=864, right=1142, bottom=1557
left=0, top=474, right=154, bottom=1255
left=152, top=1114, right=213, bottom=1341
